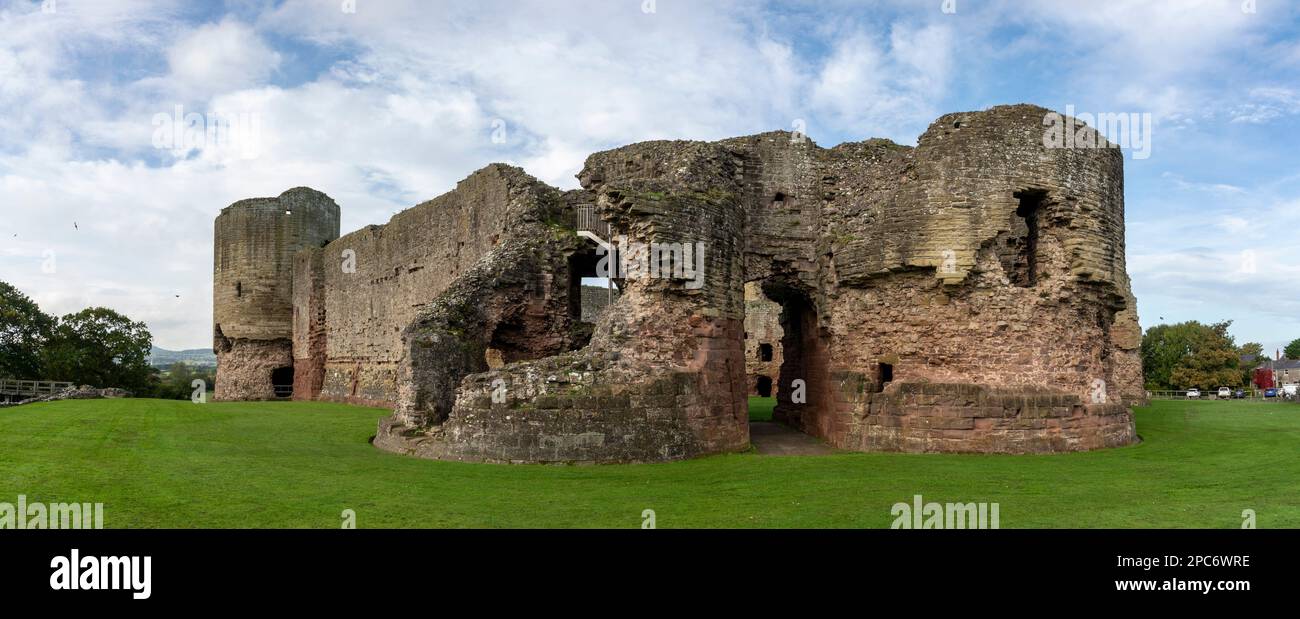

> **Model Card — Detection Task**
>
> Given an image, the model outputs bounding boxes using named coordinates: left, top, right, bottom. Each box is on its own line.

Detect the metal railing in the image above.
left=0, top=379, right=75, bottom=398
left=575, top=204, right=610, bottom=238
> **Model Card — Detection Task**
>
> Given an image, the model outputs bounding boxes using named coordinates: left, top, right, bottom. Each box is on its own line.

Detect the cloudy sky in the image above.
left=1, top=0, right=1298, bottom=354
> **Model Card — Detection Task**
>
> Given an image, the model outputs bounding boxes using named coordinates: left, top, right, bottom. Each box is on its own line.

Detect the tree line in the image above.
left=0, top=281, right=212, bottom=399
left=1141, top=320, right=1298, bottom=391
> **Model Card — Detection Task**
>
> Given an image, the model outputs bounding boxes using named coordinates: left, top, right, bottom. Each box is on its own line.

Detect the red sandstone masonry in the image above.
left=220, top=104, right=1139, bottom=462
left=291, top=247, right=327, bottom=401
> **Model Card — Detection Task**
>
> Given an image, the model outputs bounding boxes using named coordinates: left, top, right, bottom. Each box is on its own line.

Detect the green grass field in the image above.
left=1, top=397, right=1296, bottom=528
left=749, top=396, right=775, bottom=421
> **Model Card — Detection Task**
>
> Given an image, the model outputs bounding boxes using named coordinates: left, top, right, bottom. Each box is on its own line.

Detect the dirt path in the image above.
left=749, top=422, right=838, bottom=456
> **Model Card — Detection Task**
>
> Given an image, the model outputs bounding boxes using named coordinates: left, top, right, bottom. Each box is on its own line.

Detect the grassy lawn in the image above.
left=749, top=396, right=775, bottom=421
left=1, top=397, right=1297, bottom=528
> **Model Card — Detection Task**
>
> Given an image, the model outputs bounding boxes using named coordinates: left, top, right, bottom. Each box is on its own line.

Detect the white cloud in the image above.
left=1218, top=216, right=1250, bottom=234
left=809, top=23, right=953, bottom=139
left=1013, top=0, right=1259, bottom=76
left=2, top=0, right=1295, bottom=352
left=984, top=0, right=1277, bottom=122
left=162, top=18, right=282, bottom=98
left=11, top=0, right=874, bottom=345
left=1162, top=172, right=1246, bottom=196
left=1128, top=192, right=1300, bottom=352
left=1229, top=87, right=1300, bottom=124
left=811, top=34, right=887, bottom=119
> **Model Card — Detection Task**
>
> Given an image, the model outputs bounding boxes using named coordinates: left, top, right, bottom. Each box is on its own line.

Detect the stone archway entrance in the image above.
left=270, top=366, right=294, bottom=399
left=743, top=278, right=837, bottom=454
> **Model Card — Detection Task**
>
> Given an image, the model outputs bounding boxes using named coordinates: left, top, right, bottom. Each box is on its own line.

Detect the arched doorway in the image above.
left=271, top=366, right=294, bottom=399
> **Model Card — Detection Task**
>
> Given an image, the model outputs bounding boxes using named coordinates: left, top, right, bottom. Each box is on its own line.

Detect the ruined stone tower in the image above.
left=214, top=104, right=1143, bottom=462
left=213, top=188, right=340, bottom=400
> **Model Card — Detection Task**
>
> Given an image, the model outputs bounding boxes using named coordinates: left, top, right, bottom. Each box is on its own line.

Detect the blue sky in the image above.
left=1, top=0, right=1298, bottom=353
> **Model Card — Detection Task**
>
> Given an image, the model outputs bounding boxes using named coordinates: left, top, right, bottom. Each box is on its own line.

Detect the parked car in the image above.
left=1234, top=390, right=1245, bottom=399
left=1264, top=388, right=1278, bottom=398
left=1186, top=388, right=1201, bottom=399
left=1285, top=385, right=1299, bottom=397
left=1217, top=387, right=1232, bottom=399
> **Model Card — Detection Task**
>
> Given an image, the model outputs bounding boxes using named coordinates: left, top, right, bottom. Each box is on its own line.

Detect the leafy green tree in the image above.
left=1238, top=342, right=1264, bottom=386
left=0, top=281, right=55, bottom=379
left=1239, top=342, right=1264, bottom=360
left=153, top=362, right=216, bottom=400
left=1142, top=321, right=1242, bottom=390
left=43, top=307, right=156, bottom=393
left=1285, top=338, right=1300, bottom=360
left=1142, top=323, right=1195, bottom=390
left=153, top=362, right=191, bottom=400
left=1171, top=350, right=1242, bottom=390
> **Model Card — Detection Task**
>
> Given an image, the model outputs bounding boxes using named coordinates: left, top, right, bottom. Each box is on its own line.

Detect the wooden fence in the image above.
left=0, top=379, right=75, bottom=400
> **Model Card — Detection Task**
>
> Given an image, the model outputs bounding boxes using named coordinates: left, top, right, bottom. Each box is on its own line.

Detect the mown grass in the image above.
left=0, top=397, right=1296, bottom=528
left=748, top=396, right=775, bottom=421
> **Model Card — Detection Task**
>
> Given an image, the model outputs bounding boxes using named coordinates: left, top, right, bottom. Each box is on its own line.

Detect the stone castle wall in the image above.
left=719, top=107, right=1141, bottom=450
left=216, top=104, right=1142, bottom=462
left=580, top=284, right=620, bottom=323
left=377, top=140, right=753, bottom=462
left=314, top=165, right=568, bottom=407
left=213, top=188, right=339, bottom=401
left=743, top=282, right=783, bottom=396
left=805, top=107, right=1139, bottom=449
left=291, top=247, right=328, bottom=400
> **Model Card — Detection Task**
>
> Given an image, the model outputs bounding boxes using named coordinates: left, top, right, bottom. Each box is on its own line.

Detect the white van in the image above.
left=1284, top=385, right=1298, bottom=397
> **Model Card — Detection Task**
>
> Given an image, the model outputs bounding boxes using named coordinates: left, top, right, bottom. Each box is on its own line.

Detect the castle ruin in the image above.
left=213, top=105, right=1144, bottom=463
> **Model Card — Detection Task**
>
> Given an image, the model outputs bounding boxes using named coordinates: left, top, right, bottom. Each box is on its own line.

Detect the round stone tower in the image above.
left=213, top=187, right=340, bottom=401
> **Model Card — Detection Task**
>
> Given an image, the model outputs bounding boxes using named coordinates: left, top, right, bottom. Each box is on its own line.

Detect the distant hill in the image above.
left=149, top=346, right=217, bottom=368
